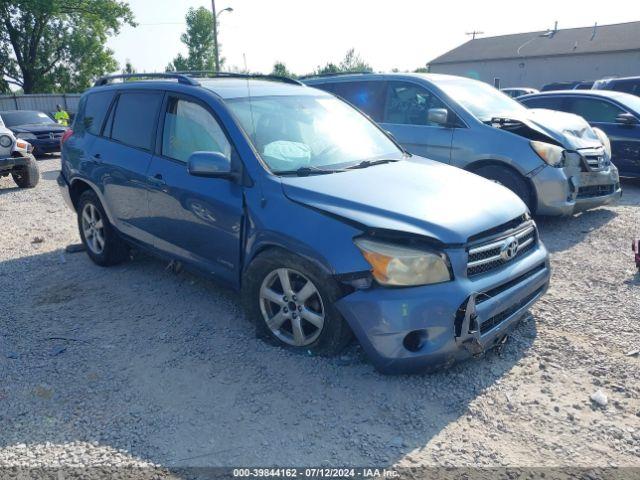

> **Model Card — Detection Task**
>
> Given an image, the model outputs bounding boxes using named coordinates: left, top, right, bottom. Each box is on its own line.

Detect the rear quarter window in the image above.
left=76, top=91, right=115, bottom=136
left=110, top=92, right=163, bottom=151
left=321, top=81, right=387, bottom=121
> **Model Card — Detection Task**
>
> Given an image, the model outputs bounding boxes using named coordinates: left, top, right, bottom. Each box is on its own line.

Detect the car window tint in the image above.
left=614, top=80, right=640, bottom=96
left=327, top=81, right=386, bottom=121
left=521, top=96, right=566, bottom=111
left=111, top=92, right=162, bottom=150
left=77, top=91, right=115, bottom=135
left=567, top=98, right=624, bottom=123
left=384, top=82, right=447, bottom=126
left=161, top=97, right=231, bottom=163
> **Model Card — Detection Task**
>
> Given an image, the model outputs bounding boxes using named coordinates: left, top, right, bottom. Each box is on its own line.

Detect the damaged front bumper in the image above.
left=531, top=162, right=621, bottom=216
left=0, top=155, right=30, bottom=173
left=335, top=243, right=550, bottom=374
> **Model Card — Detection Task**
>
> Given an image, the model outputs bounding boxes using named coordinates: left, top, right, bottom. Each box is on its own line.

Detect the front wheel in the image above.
left=242, top=249, right=352, bottom=356
left=11, top=155, right=39, bottom=188
left=473, top=165, right=534, bottom=212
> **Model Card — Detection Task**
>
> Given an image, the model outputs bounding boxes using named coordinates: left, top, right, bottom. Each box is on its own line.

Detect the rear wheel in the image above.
left=77, top=190, right=129, bottom=266
left=11, top=155, right=39, bottom=188
left=473, top=165, right=534, bottom=211
left=242, top=249, right=352, bottom=356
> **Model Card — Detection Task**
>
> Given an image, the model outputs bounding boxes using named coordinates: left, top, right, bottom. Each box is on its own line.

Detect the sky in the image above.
left=107, top=0, right=636, bottom=75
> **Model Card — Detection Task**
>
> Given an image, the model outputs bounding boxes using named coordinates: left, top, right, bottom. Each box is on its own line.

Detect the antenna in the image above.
left=466, top=30, right=484, bottom=40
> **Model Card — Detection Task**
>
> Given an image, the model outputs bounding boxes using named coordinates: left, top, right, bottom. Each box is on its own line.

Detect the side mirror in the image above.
left=615, top=113, right=638, bottom=125
left=428, top=108, right=449, bottom=126
left=187, top=151, right=236, bottom=179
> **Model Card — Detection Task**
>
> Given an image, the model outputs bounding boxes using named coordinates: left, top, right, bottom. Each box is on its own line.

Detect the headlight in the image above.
left=592, top=127, right=612, bottom=160
left=0, top=134, right=13, bottom=147
left=354, top=238, right=452, bottom=286
left=530, top=140, right=565, bottom=167
left=16, top=132, right=36, bottom=140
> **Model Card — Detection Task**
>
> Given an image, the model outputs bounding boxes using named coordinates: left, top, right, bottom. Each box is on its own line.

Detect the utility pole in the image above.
left=466, top=30, right=484, bottom=40
left=211, top=0, right=220, bottom=72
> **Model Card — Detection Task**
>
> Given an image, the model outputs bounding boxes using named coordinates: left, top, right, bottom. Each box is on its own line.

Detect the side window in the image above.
left=162, top=97, right=231, bottom=163
left=384, top=82, right=447, bottom=126
left=328, top=81, right=387, bottom=121
left=566, top=98, right=624, bottom=123
left=614, top=80, right=640, bottom=96
left=521, top=96, right=566, bottom=111
left=76, top=91, right=115, bottom=136
left=110, top=92, right=163, bottom=150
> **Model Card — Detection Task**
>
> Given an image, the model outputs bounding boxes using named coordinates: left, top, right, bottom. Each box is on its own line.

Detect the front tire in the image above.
left=77, top=190, right=129, bottom=266
left=242, top=249, right=352, bottom=356
left=11, top=155, right=39, bottom=188
left=473, top=165, right=534, bottom=212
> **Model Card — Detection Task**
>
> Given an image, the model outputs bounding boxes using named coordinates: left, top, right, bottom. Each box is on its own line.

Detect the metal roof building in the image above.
left=428, top=21, right=640, bottom=89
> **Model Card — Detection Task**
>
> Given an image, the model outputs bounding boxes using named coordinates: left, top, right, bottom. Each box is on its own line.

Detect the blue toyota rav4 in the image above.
left=58, top=73, right=550, bottom=373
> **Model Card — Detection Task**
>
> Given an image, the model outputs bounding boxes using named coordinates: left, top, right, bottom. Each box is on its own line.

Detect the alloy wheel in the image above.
left=81, top=203, right=105, bottom=255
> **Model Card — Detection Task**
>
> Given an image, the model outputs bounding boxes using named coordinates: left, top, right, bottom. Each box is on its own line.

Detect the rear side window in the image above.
left=162, top=97, right=231, bottom=163
left=384, top=81, right=447, bottom=126
left=566, top=98, right=624, bottom=123
left=613, top=79, right=640, bottom=96
left=77, top=91, right=115, bottom=135
left=325, top=81, right=387, bottom=121
left=521, top=96, right=567, bottom=111
left=111, top=92, right=163, bottom=150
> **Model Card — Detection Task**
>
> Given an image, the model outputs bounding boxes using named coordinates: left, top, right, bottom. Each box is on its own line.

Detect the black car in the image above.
left=593, top=76, right=640, bottom=97
left=0, top=110, right=67, bottom=154
left=519, top=90, right=640, bottom=177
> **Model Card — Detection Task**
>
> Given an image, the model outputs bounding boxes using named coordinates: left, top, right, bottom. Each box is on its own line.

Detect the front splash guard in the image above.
left=455, top=293, right=484, bottom=357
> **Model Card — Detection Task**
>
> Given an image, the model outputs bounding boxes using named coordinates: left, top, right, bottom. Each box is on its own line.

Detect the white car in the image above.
left=0, top=125, right=39, bottom=188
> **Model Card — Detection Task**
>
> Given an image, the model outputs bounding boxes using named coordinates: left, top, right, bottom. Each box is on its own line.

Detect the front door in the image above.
left=379, top=81, right=454, bottom=162
left=146, top=93, right=244, bottom=285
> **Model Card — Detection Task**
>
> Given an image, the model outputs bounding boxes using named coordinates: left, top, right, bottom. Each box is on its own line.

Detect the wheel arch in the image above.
left=68, top=178, right=118, bottom=224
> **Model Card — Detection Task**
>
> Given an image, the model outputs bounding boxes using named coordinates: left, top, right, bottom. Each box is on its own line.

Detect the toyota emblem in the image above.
left=500, top=236, right=519, bottom=261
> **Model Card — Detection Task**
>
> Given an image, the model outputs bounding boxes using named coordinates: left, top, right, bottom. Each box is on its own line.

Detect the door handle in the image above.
left=149, top=173, right=166, bottom=186
left=91, top=153, right=101, bottom=161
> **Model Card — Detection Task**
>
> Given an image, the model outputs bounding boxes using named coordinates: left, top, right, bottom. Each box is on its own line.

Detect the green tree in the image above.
left=0, top=0, right=135, bottom=93
left=338, top=48, right=371, bottom=73
left=166, top=7, right=222, bottom=72
left=271, top=61, right=295, bottom=78
left=122, top=58, right=136, bottom=75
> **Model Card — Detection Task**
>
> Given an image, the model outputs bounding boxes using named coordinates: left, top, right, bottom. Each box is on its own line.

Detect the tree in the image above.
left=0, top=0, right=135, bottom=93
left=338, top=48, right=371, bottom=73
left=166, top=7, right=222, bottom=72
left=414, top=66, right=429, bottom=73
left=271, top=61, right=295, bottom=78
left=122, top=59, right=136, bottom=75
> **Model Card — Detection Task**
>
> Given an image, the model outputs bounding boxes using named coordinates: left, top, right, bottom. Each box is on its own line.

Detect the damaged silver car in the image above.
left=304, top=73, right=621, bottom=215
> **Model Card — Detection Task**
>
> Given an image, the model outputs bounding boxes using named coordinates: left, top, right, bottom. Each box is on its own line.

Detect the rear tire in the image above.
left=242, top=249, right=352, bottom=356
left=77, top=190, right=129, bottom=267
left=11, top=155, right=39, bottom=188
left=473, top=165, right=534, bottom=211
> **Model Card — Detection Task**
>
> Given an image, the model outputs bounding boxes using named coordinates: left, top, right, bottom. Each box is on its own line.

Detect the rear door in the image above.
left=379, top=81, right=454, bottom=162
left=565, top=96, right=640, bottom=176
left=94, top=90, right=163, bottom=242
left=145, top=93, right=244, bottom=285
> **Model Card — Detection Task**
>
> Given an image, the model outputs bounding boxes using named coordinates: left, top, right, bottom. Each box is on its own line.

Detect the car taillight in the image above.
left=60, top=128, right=73, bottom=147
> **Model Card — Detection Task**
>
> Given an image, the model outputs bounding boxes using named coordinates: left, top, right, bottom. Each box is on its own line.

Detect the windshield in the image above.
left=435, top=77, right=528, bottom=122
left=616, top=93, right=640, bottom=116
left=226, top=95, right=401, bottom=173
left=0, top=111, right=55, bottom=127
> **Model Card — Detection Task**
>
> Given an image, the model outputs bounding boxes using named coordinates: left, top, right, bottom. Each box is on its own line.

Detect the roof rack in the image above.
left=94, top=73, right=200, bottom=87
left=172, top=71, right=304, bottom=86
left=299, top=71, right=373, bottom=80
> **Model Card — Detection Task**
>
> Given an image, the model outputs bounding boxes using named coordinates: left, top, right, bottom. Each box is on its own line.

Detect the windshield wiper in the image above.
left=345, top=158, right=400, bottom=170
left=274, top=166, right=345, bottom=177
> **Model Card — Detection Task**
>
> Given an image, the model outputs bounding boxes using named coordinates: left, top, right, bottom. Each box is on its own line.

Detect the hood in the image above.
left=499, top=109, right=602, bottom=150
left=280, top=158, right=527, bottom=245
left=10, top=124, right=66, bottom=134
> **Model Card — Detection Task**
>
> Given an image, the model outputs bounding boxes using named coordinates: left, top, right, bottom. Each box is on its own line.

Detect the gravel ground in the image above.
left=1, top=157, right=640, bottom=475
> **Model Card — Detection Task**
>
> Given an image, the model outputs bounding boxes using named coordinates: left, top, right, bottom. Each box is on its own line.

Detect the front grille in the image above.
left=579, top=147, right=609, bottom=172
left=577, top=183, right=618, bottom=199
left=476, top=263, right=546, bottom=304
left=34, top=131, right=63, bottom=140
left=480, top=286, right=545, bottom=335
left=467, top=225, right=537, bottom=277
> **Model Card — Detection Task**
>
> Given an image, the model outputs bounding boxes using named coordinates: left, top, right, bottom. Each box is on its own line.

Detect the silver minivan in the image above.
left=304, top=73, right=621, bottom=215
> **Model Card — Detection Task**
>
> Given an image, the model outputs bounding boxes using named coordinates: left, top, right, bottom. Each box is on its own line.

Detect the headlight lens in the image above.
left=530, top=140, right=565, bottom=167
left=16, top=132, right=36, bottom=140
left=354, top=238, right=452, bottom=286
left=0, top=134, right=12, bottom=147
left=592, top=127, right=612, bottom=160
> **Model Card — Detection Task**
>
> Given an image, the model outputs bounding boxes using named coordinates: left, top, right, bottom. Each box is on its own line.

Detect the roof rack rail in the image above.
left=94, top=73, right=200, bottom=87
left=298, top=71, right=373, bottom=80
left=171, top=71, right=305, bottom=86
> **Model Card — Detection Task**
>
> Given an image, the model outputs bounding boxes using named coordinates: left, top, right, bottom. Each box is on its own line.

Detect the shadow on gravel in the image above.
left=536, top=208, right=617, bottom=254
left=0, top=248, right=537, bottom=469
